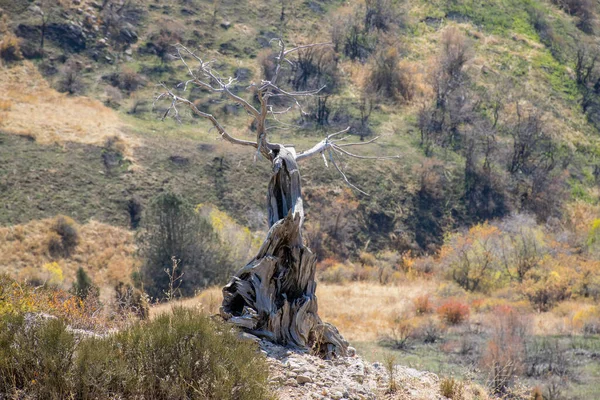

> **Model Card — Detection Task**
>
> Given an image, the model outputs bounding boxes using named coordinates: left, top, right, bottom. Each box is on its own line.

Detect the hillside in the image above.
left=1, top=0, right=598, bottom=254
left=1, top=0, right=600, bottom=398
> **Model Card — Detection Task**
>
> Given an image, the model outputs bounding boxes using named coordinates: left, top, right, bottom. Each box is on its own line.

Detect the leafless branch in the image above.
left=175, top=45, right=260, bottom=119
left=334, top=146, right=400, bottom=160
left=156, top=39, right=398, bottom=194
left=329, top=150, right=369, bottom=196
left=337, top=136, right=381, bottom=147
left=283, top=41, right=333, bottom=56
left=157, top=84, right=257, bottom=149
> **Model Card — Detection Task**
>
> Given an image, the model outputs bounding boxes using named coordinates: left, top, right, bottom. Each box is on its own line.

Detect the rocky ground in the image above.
left=248, top=335, right=444, bottom=400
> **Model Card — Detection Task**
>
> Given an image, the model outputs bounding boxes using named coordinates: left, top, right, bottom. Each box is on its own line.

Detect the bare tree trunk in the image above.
left=220, top=147, right=348, bottom=358
left=158, top=42, right=396, bottom=358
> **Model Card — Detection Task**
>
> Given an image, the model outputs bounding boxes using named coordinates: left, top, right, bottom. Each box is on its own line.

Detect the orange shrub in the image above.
left=437, top=299, right=470, bottom=325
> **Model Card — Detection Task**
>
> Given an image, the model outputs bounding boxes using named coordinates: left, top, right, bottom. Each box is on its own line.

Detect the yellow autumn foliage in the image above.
left=43, top=262, right=64, bottom=285
left=196, top=203, right=261, bottom=266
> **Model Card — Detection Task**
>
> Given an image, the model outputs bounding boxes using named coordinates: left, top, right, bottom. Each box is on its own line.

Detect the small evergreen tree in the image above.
left=138, top=192, right=232, bottom=300
left=71, top=267, right=98, bottom=300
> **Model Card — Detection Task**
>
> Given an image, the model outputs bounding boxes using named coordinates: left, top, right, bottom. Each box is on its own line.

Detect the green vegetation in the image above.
left=0, top=307, right=273, bottom=400
left=2, top=0, right=600, bottom=258
left=139, top=192, right=233, bottom=300
left=71, top=267, right=98, bottom=300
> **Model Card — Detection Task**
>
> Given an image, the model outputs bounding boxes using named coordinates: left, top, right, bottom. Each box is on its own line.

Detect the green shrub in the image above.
left=71, top=267, right=98, bottom=300
left=139, top=192, right=233, bottom=300
left=0, top=314, right=75, bottom=399
left=0, top=308, right=273, bottom=399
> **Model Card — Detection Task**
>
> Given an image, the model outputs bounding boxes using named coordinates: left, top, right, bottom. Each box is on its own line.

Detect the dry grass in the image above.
left=0, top=62, right=137, bottom=157
left=317, top=281, right=438, bottom=342
left=159, top=278, right=598, bottom=343
left=148, top=280, right=438, bottom=342
left=0, top=217, right=138, bottom=303
left=149, top=286, right=223, bottom=318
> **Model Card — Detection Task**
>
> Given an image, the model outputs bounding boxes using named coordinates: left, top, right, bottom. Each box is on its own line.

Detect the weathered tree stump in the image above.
left=220, top=147, right=348, bottom=358
left=158, top=41, right=394, bottom=358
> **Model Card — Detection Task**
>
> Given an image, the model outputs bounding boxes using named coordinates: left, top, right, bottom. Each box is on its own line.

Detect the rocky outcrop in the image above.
left=253, top=337, right=444, bottom=400
left=16, top=23, right=86, bottom=53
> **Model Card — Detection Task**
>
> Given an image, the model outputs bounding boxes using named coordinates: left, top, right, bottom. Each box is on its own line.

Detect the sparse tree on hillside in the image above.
left=139, top=192, right=231, bottom=300
left=419, top=27, right=474, bottom=152
left=36, top=0, right=60, bottom=58
left=71, top=267, right=98, bottom=300
left=156, top=40, right=397, bottom=357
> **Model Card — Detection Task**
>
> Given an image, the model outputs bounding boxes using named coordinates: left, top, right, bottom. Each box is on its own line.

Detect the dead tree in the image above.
left=157, top=40, right=396, bottom=358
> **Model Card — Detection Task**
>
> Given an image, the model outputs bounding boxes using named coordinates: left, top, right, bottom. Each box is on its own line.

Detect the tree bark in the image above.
left=221, top=146, right=348, bottom=358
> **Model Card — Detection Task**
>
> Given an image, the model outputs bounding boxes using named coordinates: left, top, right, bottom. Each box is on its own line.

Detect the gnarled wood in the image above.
left=221, top=147, right=348, bottom=358
left=157, top=40, right=395, bottom=358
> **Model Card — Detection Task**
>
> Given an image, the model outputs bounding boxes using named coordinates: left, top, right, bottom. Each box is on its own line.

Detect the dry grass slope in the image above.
left=0, top=62, right=137, bottom=157
left=0, top=217, right=138, bottom=301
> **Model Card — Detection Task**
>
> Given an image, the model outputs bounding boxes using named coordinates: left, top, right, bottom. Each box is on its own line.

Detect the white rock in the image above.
left=296, top=374, right=312, bottom=384
left=331, top=391, right=343, bottom=400
left=285, top=378, right=298, bottom=387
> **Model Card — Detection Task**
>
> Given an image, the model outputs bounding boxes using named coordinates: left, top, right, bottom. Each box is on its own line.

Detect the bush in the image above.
left=481, top=306, right=530, bottom=395
left=48, top=216, right=79, bottom=258
left=0, top=314, right=75, bottom=399
left=364, top=0, right=397, bottom=32
left=330, top=7, right=375, bottom=60
left=381, top=315, right=414, bottom=349
left=440, top=377, right=465, bottom=400
left=56, top=61, right=85, bottom=95
left=0, top=274, right=103, bottom=330
left=383, top=353, right=397, bottom=393
left=103, top=85, right=123, bottom=108
left=553, top=0, right=596, bottom=33
left=104, top=68, right=145, bottom=93
left=0, top=33, right=23, bottom=63
left=521, top=256, right=572, bottom=311
left=437, top=299, right=470, bottom=325
left=573, top=306, right=600, bottom=334
left=525, top=338, right=570, bottom=378
left=0, top=308, right=273, bottom=399
left=413, top=294, right=433, bottom=315
left=71, top=267, right=98, bottom=300
left=497, top=214, right=547, bottom=282
left=366, top=44, right=415, bottom=103
left=420, top=26, right=473, bottom=151
left=146, top=21, right=184, bottom=63
left=127, top=195, right=143, bottom=229
left=139, top=192, right=233, bottom=300
left=290, top=46, right=338, bottom=93
left=114, top=282, right=149, bottom=320
left=413, top=316, right=446, bottom=343
left=440, top=223, right=505, bottom=293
